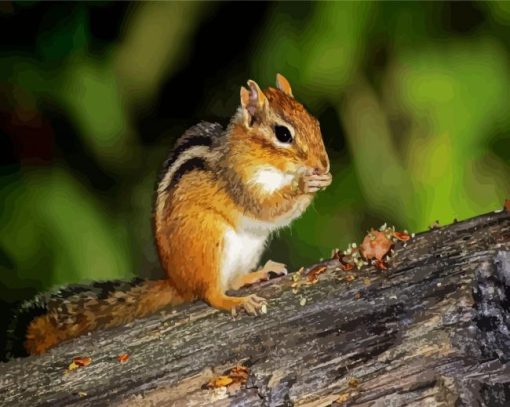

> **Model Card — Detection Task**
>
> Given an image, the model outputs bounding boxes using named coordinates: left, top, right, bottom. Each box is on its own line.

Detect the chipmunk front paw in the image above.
left=300, top=172, right=332, bottom=193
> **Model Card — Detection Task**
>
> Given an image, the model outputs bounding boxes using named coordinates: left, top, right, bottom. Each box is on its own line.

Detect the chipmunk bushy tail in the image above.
left=3, top=278, right=184, bottom=358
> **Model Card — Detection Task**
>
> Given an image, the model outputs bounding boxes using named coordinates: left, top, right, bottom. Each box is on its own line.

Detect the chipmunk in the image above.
left=4, top=74, right=331, bottom=357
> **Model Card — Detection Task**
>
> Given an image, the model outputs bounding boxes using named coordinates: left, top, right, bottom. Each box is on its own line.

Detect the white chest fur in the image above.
left=250, top=166, right=294, bottom=193
left=220, top=227, right=268, bottom=290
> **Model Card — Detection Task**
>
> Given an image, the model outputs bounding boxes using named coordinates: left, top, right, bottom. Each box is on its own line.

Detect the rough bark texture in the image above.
left=1, top=210, right=510, bottom=407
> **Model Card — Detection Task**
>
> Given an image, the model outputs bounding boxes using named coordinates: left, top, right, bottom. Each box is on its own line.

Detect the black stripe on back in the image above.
left=168, top=157, right=207, bottom=190
left=158, top=136, right=212, bottom=184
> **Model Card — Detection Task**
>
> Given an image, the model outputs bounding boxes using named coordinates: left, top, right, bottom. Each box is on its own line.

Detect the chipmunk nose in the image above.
left=322, top=156, right=330, bottom=173
left=314, top=156, right=330, bottom=175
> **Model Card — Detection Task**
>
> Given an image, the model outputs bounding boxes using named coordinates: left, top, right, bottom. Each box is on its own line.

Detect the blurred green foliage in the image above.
left=0, top=2, right=509, bottom=301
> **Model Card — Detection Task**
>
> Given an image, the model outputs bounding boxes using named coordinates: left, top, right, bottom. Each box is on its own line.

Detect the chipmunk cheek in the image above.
left=281, top=160, right=300, bottom=175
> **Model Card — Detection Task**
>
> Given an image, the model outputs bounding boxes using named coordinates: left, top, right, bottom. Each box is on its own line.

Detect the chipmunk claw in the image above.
left=300, top=172, right=332, bottom=194
left=260, top=260, right=288, bottom=277
left=237, top=294, right=267, bottom=316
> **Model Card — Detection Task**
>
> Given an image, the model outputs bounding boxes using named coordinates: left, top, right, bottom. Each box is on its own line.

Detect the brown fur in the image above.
left=154, top=81, right=329, bottom=310
left=25, top=76, right=330, bottom=355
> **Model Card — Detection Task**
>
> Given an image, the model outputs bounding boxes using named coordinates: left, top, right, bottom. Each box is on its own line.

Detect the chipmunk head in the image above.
left=230, top=74, right=330, bottom=179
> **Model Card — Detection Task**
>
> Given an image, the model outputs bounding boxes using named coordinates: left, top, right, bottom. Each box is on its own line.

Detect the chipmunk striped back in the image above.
left=154, top=122, right=224, bottom=220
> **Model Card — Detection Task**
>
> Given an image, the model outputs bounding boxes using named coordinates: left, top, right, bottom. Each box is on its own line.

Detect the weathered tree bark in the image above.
left=1, top=210, right=510, bottom=407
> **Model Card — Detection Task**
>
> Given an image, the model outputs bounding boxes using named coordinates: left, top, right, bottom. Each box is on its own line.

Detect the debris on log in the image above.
left=1, top=210, right=510, bottom=406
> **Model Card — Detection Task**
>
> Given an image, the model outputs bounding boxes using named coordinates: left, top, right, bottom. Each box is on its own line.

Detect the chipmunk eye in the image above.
left=274, top=125, right=293, bottom=144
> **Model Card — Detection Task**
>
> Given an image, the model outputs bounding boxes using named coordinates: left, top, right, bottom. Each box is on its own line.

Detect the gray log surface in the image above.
left=1, top=210, right=510, bottom=407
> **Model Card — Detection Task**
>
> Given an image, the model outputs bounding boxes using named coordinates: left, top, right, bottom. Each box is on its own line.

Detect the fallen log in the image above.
left=1, top=209, right=510, bottom=406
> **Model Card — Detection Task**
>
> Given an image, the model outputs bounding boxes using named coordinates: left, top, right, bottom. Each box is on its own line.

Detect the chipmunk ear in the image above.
left=240, top=79, right=267, bottom=126
left=276, top=73, right=293, bottom=97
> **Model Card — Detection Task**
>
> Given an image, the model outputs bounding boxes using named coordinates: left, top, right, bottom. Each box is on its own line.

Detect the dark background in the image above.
left=1, top=2, right=509, bottom=306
